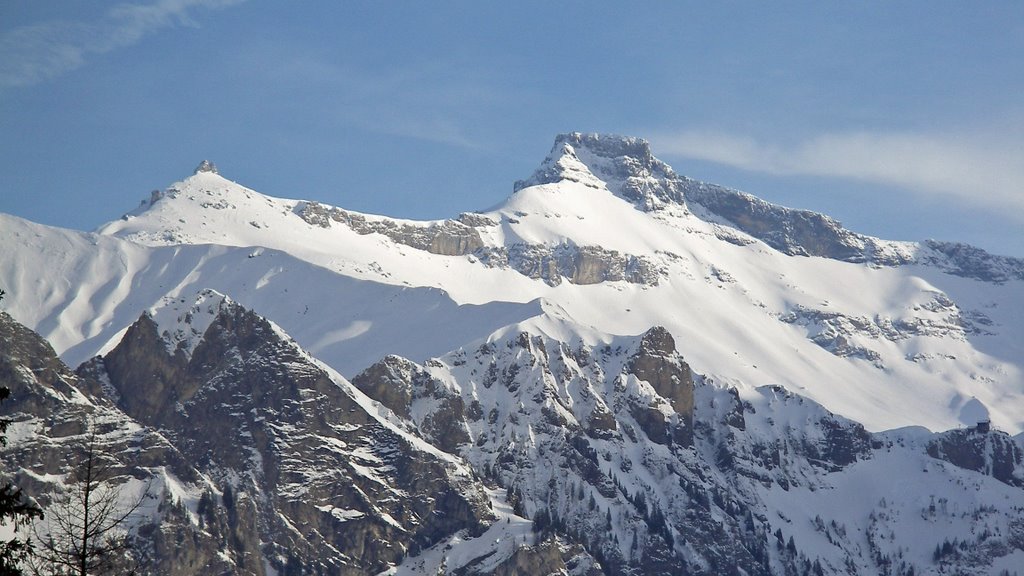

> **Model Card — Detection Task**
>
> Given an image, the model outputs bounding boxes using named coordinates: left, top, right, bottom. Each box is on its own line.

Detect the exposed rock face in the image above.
left=7, top=304, right=1024, bottom=574
left=687, top=185, right=881, bottom=261
left=627, top=327, right=693, bottom=415
left=0, top=311, right=235, bottom=575
left=101, top=313, right=190, bottom=422
left=515, top=133, right=687, bottom=210
left=927, top=428, right=1024, bottom=487
left=98, top=299, right=493, bottom=575
left=2, top=304, right=499, bottom=576
left=454, top=539, right=596, bottom=576
left=0, top=311, right=81, bottom=410
left=298, top=201, right=485, bottom=256
left=920, top=240, right=1024, bottom=283
left=7, top=129, right=1024, bottom=576
left=355, top=328, right=711, bottom=574
left=194, top=160, right=218, bottom=174
left=476, top=243, right=661, bottom=286
left=349, top=326, right=900, bottom=574
left=350, top=354, right=416, bottom=418
left=353, top=355, right=470, bottom=453
left=520, top=133, right=899, bottom=263
left=298, top=199, right=664, bottom=286
left=674, top=158, right=1024, bottom=279
left=625, top=327, right=694, bottom=446
left=779, top=297, right=995, bottom=369
left=696, top=384, right=874, bottom=493
left=457, top=212, right=499, bottom=227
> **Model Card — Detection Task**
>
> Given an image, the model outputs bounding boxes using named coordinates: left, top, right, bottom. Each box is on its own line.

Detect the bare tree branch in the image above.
left=29, top=428, right=147, bottom=575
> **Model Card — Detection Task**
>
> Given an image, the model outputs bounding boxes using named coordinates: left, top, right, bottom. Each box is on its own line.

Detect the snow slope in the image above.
left=0, top=213, right=539, bottom=376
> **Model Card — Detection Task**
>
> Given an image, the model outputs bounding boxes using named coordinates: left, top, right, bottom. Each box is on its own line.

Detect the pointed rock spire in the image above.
left=194, top=160, right=218, bottom=175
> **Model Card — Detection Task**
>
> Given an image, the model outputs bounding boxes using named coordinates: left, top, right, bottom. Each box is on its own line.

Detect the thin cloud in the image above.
left=236, top=51, right=505, bottom=150
left=652, top=128, right=1024, bottom=217
left=0, top=0, right=246, bottom=88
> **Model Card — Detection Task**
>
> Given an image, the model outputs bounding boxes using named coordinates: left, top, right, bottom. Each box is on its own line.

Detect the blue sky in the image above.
left=2, top=1, right=1022, bottom=256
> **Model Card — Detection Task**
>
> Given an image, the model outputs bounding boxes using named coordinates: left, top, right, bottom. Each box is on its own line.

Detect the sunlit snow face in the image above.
left=4, top=134, right=1023, bottom=439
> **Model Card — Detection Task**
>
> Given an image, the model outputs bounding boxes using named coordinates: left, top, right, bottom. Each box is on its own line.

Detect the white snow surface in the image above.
left=2, top=152, right=1023, bottom=436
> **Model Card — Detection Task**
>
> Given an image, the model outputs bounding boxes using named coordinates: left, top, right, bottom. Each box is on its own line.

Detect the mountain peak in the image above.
left=553, top=132, right=655, bottom=163
left=193, top=159, right=218, bottom=175
left=515, top=132, right=688, bottom=211
left=514, top=137, right=608, bottom=193
left=148, top=288, right=233, bottom=359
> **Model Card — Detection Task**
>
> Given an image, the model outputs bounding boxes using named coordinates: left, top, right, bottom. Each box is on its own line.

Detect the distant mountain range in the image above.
left=1, top=133, right=1022, bottom=575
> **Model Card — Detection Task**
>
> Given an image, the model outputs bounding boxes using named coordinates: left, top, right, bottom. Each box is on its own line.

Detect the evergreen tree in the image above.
left=531, top=508, right=550, bottom=534
left=196, top=489, right=216, bottom=527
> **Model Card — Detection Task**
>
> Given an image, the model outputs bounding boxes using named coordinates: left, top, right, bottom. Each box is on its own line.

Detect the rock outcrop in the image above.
left=298, top=201, right=485, bottom=256
left=6, top=303, right=1024, bottom=575
left=515, top=133, right=687, bottom=210
left=0, top=311, right=234, bottom=575
left=627, top=326, right=694, bottom=415
left=353, top=355, right=470, bottom=454
left=97, top=298, right=493, bottom=575
left=194, top=160, right=218, bottom=174
left=779, top=296, right=995, bottom=369
left=476, top=243, right=661, bottom=286
left=927, top=427, right=1024, bottom=487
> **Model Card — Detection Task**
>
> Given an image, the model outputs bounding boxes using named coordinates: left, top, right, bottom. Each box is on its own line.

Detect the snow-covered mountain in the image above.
left=2, top=133, right=1023, bottom=575
left=1, top=299, right=493, bottom=575
left=4, top=133, right=1022, bottom=434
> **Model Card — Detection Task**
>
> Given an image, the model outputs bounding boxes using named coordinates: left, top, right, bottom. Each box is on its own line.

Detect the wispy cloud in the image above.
left=238, top=52, right=512, bottom=150
left=328, top=64, right=492, bottom=150
left=0, top=0, right=246, bottom=88
left=651, top=127, right=1024, bottom=217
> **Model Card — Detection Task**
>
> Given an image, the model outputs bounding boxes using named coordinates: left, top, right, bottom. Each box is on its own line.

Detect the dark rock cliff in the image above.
left=99, top=301, right=493, bottom=575
left=927, top=427, right=1024, bottom=487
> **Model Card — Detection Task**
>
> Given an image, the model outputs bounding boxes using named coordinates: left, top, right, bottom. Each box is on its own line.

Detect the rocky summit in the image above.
left=1, top=133, right=1023, bottom=575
